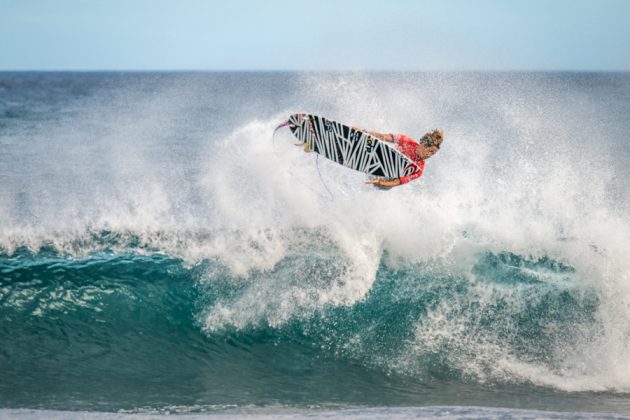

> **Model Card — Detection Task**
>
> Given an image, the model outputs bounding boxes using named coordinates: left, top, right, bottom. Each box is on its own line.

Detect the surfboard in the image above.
left=277, top=114, right=421, bottom=180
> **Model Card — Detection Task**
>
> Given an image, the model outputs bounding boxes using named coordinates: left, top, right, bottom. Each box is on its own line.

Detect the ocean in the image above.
left=1, top=71, right=629, bottom=418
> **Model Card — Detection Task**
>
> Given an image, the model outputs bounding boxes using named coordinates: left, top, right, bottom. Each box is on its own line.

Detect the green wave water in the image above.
left=1, top=72, right=630, bottom=415
left=0, top=230, right=618, bottom=412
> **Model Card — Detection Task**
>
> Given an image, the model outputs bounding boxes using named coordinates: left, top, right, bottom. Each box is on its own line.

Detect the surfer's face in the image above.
left=415, top=144, right=439, bottom=160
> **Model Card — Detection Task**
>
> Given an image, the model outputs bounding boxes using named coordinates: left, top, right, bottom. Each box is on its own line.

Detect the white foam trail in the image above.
left=197, top=118, right=385, bottom=329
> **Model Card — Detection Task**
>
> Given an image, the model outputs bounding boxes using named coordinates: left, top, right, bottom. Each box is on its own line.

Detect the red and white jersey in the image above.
left=393, top=134, right=424, bottom=184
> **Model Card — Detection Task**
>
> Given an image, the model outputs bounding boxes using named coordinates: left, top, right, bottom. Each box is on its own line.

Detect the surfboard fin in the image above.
left=274, top=120, right=293, bottom=134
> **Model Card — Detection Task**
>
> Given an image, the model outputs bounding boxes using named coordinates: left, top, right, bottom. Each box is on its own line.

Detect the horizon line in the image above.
left=1, top=69, right=629, bottom=74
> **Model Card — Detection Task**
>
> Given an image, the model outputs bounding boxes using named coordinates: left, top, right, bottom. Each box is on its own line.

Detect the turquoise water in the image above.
left=1, top=72, right=630, bottom=416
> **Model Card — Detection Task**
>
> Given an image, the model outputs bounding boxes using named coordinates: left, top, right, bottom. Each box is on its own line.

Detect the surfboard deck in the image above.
left=281, top=114, right=420, bottom=180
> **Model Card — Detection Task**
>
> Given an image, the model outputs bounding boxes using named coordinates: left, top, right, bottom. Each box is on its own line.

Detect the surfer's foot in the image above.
left=295, top=143, right=312, bottom=153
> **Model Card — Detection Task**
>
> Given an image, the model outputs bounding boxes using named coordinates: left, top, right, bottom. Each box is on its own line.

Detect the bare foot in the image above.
left=295, top=143, right=312, bottom=152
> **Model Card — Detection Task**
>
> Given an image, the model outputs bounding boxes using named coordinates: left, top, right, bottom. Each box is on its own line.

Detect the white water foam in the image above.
left=2, top=73, right=629, bottom=393
left=192, top=73, right=630, bottom=393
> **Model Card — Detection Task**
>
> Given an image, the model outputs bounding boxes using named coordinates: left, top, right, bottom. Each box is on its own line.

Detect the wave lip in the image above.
left=3, top=235, right=628, bottom=403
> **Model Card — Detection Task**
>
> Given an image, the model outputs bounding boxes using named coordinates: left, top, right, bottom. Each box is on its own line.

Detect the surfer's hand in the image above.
left=366, top=179, right=399, bottom=189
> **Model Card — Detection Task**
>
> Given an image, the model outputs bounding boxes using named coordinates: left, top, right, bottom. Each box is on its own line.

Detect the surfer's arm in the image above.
left=352, top=127, right=394, bottom=143
left=366, top=178, right=402, bottom=189
left=365, top=131, right=395, bottom=142
left=399, top=170, right=423, bottom=184
left=369, top=164, right=423, bottom=188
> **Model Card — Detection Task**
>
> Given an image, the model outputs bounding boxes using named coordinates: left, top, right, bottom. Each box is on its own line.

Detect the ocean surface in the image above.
left=1, top=71, right=630, bottom=418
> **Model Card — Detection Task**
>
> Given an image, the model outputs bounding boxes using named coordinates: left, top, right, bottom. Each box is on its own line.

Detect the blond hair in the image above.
left=420, top=129, right=444, bottom=149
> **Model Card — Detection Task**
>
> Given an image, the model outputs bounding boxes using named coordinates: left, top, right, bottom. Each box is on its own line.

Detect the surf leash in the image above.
left=274, top=116, right=333, bottom=201
left=315, top=154, right=334, bottom=202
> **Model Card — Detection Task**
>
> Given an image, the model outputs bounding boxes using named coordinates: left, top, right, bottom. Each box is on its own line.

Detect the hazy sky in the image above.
left=1, top=0, right=629, bottom=71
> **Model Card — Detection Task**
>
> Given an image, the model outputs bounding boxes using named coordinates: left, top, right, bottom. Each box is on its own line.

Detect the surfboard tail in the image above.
left=274, top=114, right=310, bottom=134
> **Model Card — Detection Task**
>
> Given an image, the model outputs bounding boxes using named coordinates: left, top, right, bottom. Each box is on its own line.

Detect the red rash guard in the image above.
left=393, top=134, right=424, bottom=184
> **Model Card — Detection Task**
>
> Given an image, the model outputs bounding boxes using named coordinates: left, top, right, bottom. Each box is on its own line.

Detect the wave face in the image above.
left=1, top=72, right=630, bottom=413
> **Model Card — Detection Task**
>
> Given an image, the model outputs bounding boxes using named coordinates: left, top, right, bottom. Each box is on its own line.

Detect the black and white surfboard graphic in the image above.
left=288, top=114, right=419, bottom=180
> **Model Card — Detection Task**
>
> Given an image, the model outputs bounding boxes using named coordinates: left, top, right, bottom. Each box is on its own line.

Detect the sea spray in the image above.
left=1, top=72, right=630, bottom=412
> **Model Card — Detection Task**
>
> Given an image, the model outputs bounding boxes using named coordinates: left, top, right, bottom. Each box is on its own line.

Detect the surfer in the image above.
left=283, top=114, right=443, bottom=189
left=361, top=129, right=443, bottom=188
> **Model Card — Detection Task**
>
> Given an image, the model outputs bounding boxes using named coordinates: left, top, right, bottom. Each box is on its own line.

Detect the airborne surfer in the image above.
left=278, top=114, right=443, bottom=189
left=360, top=128, right=443, bottom=189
